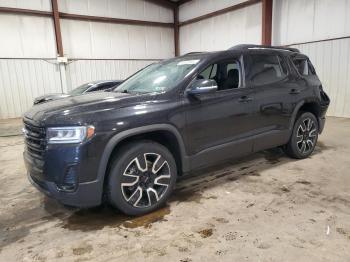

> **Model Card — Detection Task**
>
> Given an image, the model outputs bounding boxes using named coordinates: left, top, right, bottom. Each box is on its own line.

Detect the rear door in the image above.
left=246, top=53, right=301, bottom=151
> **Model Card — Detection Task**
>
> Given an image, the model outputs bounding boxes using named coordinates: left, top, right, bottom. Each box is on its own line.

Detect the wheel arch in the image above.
left=289, top=100, right=322, bottom=132
left=97, top=124, right=189, bottom=191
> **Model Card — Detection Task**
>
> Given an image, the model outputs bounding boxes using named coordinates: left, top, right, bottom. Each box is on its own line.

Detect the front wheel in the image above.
left=107, top=141, right=177, bottom=216
left=283, top=112, right=319, bottom=159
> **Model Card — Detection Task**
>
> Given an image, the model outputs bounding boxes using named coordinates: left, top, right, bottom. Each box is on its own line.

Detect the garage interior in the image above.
left=0, top=0, right=350, bottom=261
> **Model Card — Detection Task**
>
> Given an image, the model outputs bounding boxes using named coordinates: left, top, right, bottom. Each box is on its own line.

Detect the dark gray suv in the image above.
left=23, top=45, right=330, bottom=216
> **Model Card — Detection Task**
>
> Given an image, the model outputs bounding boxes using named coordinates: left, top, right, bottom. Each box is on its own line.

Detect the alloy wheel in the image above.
left=296, top=118, right=317, bottom=154
left=120, top=153, right=171, bottom=208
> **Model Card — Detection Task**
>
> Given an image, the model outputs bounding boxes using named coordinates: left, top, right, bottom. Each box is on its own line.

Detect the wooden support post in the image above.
left=262, top=0, right=273, bottom=45
left=174, top=7, right=180, bottom=56
left=51, top=0, right=64, bottom=57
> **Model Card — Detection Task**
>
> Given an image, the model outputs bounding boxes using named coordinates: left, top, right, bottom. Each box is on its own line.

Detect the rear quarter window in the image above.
left=292, top=57, right=316, bottom=76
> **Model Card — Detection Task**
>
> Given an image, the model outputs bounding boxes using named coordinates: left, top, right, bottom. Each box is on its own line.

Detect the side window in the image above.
left=278, top=56, right=289, bottom=75
left=197, top=61, right=240, bottom=91
left=249, top=54, right=287, bottom=86
left=292, top=57, right=315, bottom=76
left=198, top=64, right=217, bottom=80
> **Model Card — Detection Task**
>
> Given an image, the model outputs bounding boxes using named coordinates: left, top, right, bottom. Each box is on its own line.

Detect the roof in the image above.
left=229, top=44, right=300, bottom=53
left=181, top=44, right=300, bottom=59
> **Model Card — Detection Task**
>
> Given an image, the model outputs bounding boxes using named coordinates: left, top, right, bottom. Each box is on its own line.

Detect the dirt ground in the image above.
left=0, top=117, right=349, bottom=262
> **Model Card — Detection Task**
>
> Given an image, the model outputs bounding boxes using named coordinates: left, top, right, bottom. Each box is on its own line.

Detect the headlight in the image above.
left=47, top=126, right=95, bottom=144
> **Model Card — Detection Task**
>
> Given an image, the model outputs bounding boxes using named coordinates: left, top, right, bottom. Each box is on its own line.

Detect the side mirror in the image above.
left=187, top=79, right=218, bottom=96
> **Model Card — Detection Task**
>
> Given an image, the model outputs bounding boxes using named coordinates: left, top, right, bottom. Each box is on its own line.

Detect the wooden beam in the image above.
left=51, top=0, right=64, bottom=57
left=283, top=35, right=350, bottom=47
left=0, top=6, right=52, bottom=17
left=179, top=0, right=261, bottom=27
left=145, top=0, right=177, bottom=9
left=261, top=0, right=273, bottom=45
left=177, top=0, right=193, bottom=6
left=59, top=12, right=173, bottom=28
left=174, top=6, right=179, bottom=56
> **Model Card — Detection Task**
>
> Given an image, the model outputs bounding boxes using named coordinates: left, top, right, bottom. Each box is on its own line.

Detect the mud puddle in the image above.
left=61, top=205, right=171, bottom=231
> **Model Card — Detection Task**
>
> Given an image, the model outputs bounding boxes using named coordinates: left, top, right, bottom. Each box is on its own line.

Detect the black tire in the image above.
left=107, top=140, right=177, bottom=216
left=283, top=112, right=319, bottom=159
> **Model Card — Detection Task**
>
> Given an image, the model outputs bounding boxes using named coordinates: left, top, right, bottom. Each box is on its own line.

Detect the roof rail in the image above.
left=229, top=44, right=300, bottom=53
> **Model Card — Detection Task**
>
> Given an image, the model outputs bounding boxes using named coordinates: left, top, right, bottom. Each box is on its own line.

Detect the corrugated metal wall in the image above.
left=60, top=20, right=174, bottom=60
left=179, top=0, right=248, bottom=22
left=272, top=0, right=350, bottom=45
left=0, top=0, right=174, bottom=119
left=1, top=0, right=350, bottom=119
left=179, top=0, right=261, bottom=54
left=66, top=59, right=158, bottom=91
left=58, top=0, right=173, bottom=23
left=273, top=0, right=350, bottom=117
left=0, top=59, right=62, bottom=118
left=290, top=39, right=350, bottom=118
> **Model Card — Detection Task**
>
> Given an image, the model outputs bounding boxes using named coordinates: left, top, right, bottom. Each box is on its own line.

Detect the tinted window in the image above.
left=198, top=64, right=217, bottom=79
left=249, top=54, right=287, bottom=86
left=279, top=56, right=289, bottom=75
left=293, top=57, right=315, bottom=76
left=198, top=61, right=240, bottom=91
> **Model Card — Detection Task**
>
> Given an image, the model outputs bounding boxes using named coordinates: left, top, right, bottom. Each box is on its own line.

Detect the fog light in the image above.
left=57, top=165, right=77, bottom=192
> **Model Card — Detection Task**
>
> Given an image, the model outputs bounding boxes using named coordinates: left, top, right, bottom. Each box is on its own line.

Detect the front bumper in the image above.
left=27, top=171, right=102, bottom=207
left=23, top=140, right=105, bottom=208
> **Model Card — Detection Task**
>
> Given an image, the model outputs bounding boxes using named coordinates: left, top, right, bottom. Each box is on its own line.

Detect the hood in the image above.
left=24, top=91, right=152, bottom=126
left=33, top=93, right=71, bottom=105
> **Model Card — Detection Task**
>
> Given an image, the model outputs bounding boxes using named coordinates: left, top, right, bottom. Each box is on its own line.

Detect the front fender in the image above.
left=94, top=124, right=189, bottom=202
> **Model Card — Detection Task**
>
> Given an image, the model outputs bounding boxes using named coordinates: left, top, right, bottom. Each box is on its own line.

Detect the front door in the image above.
left=183, top=56, right=255, bottom=169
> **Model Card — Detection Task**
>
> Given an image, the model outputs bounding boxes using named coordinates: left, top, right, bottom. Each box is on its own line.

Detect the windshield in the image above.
left=69, top=83, right=93, bottom=95
left=114, top=58, right=200, bottom=94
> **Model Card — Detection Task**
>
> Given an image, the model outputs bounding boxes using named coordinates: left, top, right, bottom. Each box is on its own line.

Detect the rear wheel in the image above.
left=107, top=141, right=177, bottom=216
left=283, top=112, right=318, bottom=159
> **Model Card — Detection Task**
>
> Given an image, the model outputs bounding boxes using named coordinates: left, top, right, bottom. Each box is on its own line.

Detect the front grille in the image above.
left=24, top=122, right=46, bottom=160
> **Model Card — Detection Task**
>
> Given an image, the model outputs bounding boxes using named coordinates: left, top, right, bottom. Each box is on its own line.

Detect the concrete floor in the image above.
left=0, top=117, right=349, bottom=261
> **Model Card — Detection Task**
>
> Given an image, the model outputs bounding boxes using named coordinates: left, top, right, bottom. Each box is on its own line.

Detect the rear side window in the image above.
left=248, top=54, right=287, bottom=86
left=292, top=57, right=315, bottom=76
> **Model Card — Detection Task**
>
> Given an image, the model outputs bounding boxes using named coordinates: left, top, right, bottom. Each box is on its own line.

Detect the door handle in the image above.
left=289, top=88, right=300, bottom=95
left=238, top=95, right=253, bottom=103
